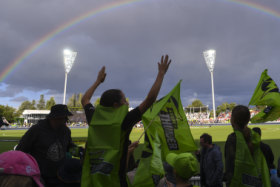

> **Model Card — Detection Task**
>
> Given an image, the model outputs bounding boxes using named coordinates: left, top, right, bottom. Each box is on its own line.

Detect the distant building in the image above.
left=22, top=110, right=50, bottom=124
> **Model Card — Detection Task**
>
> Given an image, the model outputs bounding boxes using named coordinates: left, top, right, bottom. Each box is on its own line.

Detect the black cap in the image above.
left=47, top=104, right=73, bottom=119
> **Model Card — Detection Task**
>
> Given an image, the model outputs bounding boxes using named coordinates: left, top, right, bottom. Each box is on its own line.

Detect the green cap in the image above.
left=166, top=153, right=198, bottom=180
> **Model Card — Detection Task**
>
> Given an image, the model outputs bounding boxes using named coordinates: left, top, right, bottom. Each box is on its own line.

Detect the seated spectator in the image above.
left=158, top=152, right=199, bottom=187
left=57, top=158, right=82, bottom=187
left=0, top=150, right=44, bottom=187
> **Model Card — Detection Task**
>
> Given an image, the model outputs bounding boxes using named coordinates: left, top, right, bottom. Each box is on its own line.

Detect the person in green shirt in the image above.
left=81, top=55, right=171, bottom=187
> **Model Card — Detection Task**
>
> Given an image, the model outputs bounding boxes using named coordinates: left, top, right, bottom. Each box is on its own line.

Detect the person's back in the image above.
left=224, top=105, right=271, bottom=187
left=199, top=133, right=223, bottom=187
left=81, top=55, right=171, bottom=187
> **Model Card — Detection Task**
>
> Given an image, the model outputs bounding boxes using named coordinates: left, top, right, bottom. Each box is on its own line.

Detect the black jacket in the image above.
left=16, top=119, right=75, bottom=179
left=200, top=144, right=223, bottom=187
left=260, top=141, right=274, bottom=169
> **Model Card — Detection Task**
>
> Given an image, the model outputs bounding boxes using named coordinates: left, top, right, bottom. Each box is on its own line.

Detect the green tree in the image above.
left=185, top=99, right=206, bottom=113
left=31, top=100, right=36, bottom=108
left=46, top=97, right=56, bottom=110
left=216, top=102, right=236, bottom=115
left=67, top=93, right=83, bottom=111
left=17, top=100, right=36, bottom=115
left=0, top=105, right=18, bottom=122
left=188, top=99, right=204, bottom=107
left=37, top=94, right=46, bottom=109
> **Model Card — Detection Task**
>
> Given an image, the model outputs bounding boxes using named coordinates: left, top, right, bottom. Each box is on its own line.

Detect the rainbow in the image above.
left=1, top=0, right=279, bottom=82
left=0, top=0, right=142, bottom=82
left=225, top=0, right=280, bottom=18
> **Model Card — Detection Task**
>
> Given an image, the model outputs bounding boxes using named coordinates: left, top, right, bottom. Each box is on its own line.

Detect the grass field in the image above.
left=1, top=124, right=280, bottom=167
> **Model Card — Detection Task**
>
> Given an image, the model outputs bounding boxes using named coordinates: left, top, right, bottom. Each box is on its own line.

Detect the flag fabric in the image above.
left=132, top=81, right=197, bottom=187
left=142, top=80, right=197, bottom=158
left=249, top=69, right=280, bottom=123
left=249, top=69, right=280, bottom=107
left=132, top=132, right=164, bottom=187
left=251, top=106, right=280, bottom=123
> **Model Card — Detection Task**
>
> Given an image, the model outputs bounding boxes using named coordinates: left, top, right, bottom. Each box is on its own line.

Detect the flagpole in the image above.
left=137, top=117, right=157, bottom=142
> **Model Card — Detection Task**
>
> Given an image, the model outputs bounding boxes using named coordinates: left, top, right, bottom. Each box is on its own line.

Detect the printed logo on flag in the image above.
left=159, top=98, right=179, bottom=151
left=261, top=78, right=279, bottom=99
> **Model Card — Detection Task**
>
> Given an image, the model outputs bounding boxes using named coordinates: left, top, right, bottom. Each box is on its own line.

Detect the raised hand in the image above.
left=158, top=55, right=171, bottom=75
left=82, top=66, right=107, bottom=106
left=97, top=66, right=106, bottom=83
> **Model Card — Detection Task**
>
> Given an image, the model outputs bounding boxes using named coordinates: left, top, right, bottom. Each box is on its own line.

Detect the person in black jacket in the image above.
left=198, top=133, right=223, bottom=187
left=252, top=127, right=275, bottom=170
left=16, top=104, right=81, bottom=187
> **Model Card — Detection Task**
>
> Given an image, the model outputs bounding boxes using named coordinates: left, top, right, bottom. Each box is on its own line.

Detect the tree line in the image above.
left=0, top=93, right=84, bottom=123
left=185, top=99, right=237, bottom=118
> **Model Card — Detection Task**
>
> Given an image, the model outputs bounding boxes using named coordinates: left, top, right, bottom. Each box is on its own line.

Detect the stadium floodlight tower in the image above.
left=203, top=49, right=216, bottom=121
left=63, top=49, right=77, bottom=104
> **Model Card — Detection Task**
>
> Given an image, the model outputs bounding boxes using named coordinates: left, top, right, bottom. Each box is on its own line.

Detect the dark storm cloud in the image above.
left=0, top=84, right=24, bottom=97
left=1, top=0, right=280, bottom=108
left=10, top=96, right=29, bottom=102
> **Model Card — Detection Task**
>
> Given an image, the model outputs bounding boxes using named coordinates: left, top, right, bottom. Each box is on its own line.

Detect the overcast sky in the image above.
left=0, top=0, right=280, bottom=109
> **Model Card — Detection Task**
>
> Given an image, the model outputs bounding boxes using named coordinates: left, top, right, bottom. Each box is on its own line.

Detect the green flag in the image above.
left=132, top=132, right=164, bottom=187
left=249, top=69, right=280, bottom=107
left=142, top=80, right=197, bottom=159
left=251, top=106, right=280, bottom=123
left=249, top=69, right=280, bottom=123
left=132, top=81, right=197, bottom=187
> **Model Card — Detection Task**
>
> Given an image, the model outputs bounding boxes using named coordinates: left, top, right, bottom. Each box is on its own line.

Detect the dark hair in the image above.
left=200, top=133, right=212, bottom=144
left=252, top=127, right=261, bottom=136
left=231, top=105, right=250, bottom=129
left=100, top=89, right=122, bottom=107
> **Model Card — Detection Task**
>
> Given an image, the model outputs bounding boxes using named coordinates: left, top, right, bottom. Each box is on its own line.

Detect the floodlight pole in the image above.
left=63, top=49, right=77, bottom=104
left=63, top=72, right=68, bottom=104
left=210, top=70, right=216, bottom=121
left=203, top=50, right=216, bottom=121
